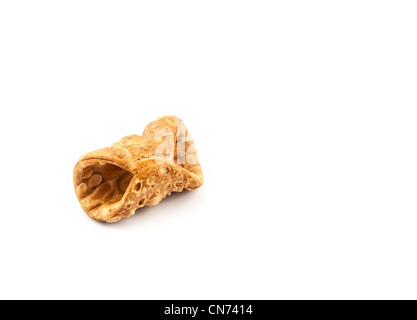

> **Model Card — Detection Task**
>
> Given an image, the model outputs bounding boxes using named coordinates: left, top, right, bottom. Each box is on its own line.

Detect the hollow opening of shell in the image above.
left=76, top=161, right=134, bottom=214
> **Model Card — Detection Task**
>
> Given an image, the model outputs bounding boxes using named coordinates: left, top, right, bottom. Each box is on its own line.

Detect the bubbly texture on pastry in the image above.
left=73, top=116, right=203, bottom=223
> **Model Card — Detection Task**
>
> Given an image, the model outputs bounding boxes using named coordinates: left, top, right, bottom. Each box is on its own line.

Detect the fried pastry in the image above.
left=73, top=116, right=203, bottom=222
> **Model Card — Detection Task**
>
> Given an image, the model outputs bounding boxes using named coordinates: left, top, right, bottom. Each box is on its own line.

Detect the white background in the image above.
left=0, top=1, right=416, bottom=300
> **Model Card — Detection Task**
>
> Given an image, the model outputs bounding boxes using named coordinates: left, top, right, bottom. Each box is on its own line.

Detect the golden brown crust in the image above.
left=73, top=116, right=203, bottom=222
